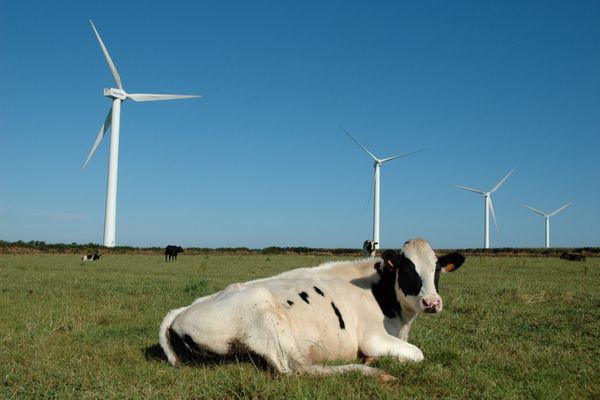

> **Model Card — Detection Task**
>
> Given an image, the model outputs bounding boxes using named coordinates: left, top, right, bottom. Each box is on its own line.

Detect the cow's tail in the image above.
left=159, top=306, right=188, bottom=367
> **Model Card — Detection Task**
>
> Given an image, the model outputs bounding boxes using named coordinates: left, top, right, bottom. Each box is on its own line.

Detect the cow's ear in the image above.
left=381, top=250, right=401, bottom=271
left=437, top=252, right=465, bottom=273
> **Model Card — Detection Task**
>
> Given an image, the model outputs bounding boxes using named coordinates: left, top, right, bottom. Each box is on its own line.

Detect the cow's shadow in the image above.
left=144, top=343, right=168, bottom=362
left=143, top=343, right=270, bottom=371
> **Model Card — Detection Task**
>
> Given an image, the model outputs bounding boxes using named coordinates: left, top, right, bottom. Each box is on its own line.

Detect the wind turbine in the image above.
left=83, top=20, right=200, bottom=247
left=455, top=169, right=515, bottom=249
left=522, top=202, right=572, bottom=248
left=342, top=127, right=425, bottom=251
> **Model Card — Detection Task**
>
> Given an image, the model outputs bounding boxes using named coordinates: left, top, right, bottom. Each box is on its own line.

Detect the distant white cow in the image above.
left=159, top=238, right=465, bottom=380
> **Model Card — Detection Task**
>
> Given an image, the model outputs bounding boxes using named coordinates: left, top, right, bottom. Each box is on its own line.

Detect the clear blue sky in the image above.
left=1, top=1, right=598, bottom=249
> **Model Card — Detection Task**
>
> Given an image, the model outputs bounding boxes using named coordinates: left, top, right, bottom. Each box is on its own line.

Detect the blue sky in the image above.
left=1, top=1, right=598, bottom=249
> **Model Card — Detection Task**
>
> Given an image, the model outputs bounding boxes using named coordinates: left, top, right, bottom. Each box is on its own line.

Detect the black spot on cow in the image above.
left=371, top=255, right=402, bottom=319
left=298, top=292, right=310, bottom=304
left=313, top=286, right=325, bottom=297
left=287, top=300, right=294, bottom=306
left=183, top=334, right=204, bottom=354
left=331, top=302, right=346, bottom=330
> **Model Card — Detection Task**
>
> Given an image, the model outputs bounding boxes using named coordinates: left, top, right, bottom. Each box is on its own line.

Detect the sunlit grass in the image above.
left=1, top=253, right=598, bottom=399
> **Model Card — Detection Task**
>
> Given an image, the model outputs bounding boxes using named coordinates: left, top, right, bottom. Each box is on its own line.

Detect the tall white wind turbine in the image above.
left=343, top=127, right=425, bottom=251
left=522, top=202, right=572, bottom=248
left=455, top=169, right=515, bottom=249
left=83, top=20, right=200, bottom=247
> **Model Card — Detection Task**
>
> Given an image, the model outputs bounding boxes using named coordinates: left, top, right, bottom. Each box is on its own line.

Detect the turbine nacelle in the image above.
left=104, top=88, right=127, bottom=100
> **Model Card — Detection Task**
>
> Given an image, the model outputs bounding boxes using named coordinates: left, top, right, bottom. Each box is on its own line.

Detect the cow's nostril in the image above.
left=422, top=298, right=441, bottom=312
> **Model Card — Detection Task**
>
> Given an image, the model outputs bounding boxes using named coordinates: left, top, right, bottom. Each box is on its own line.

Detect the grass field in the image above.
left=1, top=253, right=599, bottom=399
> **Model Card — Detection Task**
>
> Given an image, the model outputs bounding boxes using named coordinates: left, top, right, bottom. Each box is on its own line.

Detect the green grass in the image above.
left=1, top=254, right=599, bottom=399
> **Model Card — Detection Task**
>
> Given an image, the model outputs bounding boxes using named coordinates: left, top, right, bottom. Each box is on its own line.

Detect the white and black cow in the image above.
left=362, top=240, right=376, bottom=257
left=81, top=252, right=101, bottom=261
left=159, top=238, right=465, bottom=380
left=165, top=245, right=184, bottom=262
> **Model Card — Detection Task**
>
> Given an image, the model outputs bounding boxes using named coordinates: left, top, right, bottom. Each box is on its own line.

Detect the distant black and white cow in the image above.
left=159, top=238, right=465, bottom=380
left=81, top=252, right=101, bottom=261
left=165, top=245, right=184, bottom=262
left=363, top=240, right=376, bottom=257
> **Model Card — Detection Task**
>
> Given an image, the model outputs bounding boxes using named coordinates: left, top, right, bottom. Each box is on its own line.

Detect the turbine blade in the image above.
left=83, top=107, right=112, bottom=170
left=521, top=204, right=547, bottom=217
left=127, top=93, right=202, bottom=102
left=489, top=196, right=498, bottom=228
left=341, top=126, right=378, bottom=162
left=549, top=201, right=573, bottom=217
left=490, top=168, right=516, bottom=193
left=454, top=185, right=484, bottom=194
left=380, top=148, right=429, bottom=164
left=90, top=19, right=123, bottom=90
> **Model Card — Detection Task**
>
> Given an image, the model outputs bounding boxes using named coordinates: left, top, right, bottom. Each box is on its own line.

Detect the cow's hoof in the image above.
left=376, top=372, right=398, bottom=384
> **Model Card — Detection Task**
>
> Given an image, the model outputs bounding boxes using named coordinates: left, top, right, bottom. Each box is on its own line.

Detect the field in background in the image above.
left=1, top=253, right=599, bottom=399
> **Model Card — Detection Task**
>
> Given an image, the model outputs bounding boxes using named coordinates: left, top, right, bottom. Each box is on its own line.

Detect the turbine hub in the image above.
left=104, top=88, right=127, bottom=100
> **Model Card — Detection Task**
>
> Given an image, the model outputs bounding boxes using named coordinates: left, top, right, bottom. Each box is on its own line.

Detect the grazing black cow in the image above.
left=165, top=245, right=184, bottom=262
left=560, top=252, right=586, bottom=262
left=82, top=252, right=101, bottom=261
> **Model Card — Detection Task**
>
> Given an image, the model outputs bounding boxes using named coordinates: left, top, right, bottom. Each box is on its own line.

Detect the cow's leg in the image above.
left=361, top=334, right=424, bottom=362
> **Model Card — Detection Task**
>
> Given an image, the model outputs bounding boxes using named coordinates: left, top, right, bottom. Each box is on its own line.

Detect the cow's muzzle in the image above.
left=421, top=296, right=442, bottom=314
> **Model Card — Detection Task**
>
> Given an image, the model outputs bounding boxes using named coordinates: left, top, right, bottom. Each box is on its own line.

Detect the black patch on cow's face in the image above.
left=331, top=302, right=346, bottom=330
left=287, top=300, right=294, bottom=306
left=383, top=250, right=422, bottom=297
left=397, top=259, right=422, bottom=296
left=313, top=286, right=325, bottom=296
left=298, top=292, right=310, bottom=304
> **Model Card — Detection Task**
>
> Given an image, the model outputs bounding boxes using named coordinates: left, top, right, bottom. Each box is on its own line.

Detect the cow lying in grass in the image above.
left=159, top=238, right=465, bottom=380
left=81, top=252, right=101, bottom=261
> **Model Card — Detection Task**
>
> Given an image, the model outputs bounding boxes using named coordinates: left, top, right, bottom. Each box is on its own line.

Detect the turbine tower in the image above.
left=522, top=202, right=572, bottom=248
left=343, top=127, right=425, bottom=250
left=83, top=20, right=200, bottom=247
left=455, top=169, right=515, bottom=249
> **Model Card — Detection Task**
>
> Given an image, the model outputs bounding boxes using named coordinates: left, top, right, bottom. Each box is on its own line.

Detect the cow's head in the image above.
left=381, top=239, right=464, bottom=315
